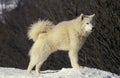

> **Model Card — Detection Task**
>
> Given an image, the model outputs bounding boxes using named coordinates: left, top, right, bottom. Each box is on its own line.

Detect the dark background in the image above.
left=0, top=0, right=120, bottom=75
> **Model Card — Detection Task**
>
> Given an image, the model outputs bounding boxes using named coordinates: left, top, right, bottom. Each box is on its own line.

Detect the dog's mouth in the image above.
left=92, top=27, right=96, bottom=32
left=92, top=20, right=96, bottom=32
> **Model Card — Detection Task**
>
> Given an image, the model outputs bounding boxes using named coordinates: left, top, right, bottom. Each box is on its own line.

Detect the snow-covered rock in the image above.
left=0, top=0, right=18, bottom=14
left=0, top=67, right=119, bottom=78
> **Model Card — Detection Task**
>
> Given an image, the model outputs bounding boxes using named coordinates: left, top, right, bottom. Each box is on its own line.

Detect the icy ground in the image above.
left=0, top=67, right=119, bottom=78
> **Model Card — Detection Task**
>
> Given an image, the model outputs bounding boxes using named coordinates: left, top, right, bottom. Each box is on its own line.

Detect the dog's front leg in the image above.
left=69, top=48, right=80, bottom=68
left=68, top=30, right=84, bottom=69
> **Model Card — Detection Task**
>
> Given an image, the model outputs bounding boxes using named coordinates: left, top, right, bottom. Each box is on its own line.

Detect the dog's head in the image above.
left=77, top=13, right=95, bottom=32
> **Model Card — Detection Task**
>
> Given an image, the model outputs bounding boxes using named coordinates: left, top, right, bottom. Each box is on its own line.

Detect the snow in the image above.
left=0, top=67, right=119, bottom=78
left=0, top=0, right=18, bottom=23
left=0, top=0, right=18, bottom=14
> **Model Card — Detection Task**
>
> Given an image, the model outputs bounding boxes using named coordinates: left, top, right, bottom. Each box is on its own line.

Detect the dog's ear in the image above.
left=78, top=13, right=84, bottom=22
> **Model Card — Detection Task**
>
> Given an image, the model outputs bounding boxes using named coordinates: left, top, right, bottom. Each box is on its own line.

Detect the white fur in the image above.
left=27, top=13, right=95, bottom=75
left=27, top=20, right=55, bottom=41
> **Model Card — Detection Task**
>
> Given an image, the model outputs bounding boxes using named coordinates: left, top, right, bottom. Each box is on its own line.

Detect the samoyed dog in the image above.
left=27, top=13, right=95, bottom=74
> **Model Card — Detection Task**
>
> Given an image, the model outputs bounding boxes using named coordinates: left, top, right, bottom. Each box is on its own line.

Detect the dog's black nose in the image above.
left=92, top=22, right=96, bottom=27
left=91, top=20, right=96, bottom=27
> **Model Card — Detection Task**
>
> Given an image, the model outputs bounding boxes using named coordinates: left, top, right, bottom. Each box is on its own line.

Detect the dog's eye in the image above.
left=86, top=23, right=89, bottom=24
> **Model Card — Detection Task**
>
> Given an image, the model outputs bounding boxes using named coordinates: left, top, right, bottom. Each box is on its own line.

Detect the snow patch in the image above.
left=0, top=0, right=18, bottom=14
left=0, top=67, right=119, bottom=78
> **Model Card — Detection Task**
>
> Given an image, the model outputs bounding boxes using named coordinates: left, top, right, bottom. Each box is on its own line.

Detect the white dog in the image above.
left=27, top=13, right=95, bottom=74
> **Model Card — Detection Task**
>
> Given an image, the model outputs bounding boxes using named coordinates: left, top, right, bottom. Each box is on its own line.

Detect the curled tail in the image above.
left=27, top=20, right=54, bottom=42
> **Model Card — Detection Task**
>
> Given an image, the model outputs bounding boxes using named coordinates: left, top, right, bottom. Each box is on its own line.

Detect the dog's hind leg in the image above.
left=27, top=40, right=55, bottom=75
left=27, top=54, right=40, bottom=74
left=35, top=51, right=52, bottom=75
left=35, top=62, right=42, bottom=75
left=27, top=40, right=43, bottom=74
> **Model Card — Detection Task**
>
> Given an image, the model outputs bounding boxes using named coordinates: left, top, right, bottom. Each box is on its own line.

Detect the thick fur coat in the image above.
left=27, top=13, right=95, bottom=74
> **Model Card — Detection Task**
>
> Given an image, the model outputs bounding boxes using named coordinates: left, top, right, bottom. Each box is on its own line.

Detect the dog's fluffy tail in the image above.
left=27, top=20, right=54, bottom=42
